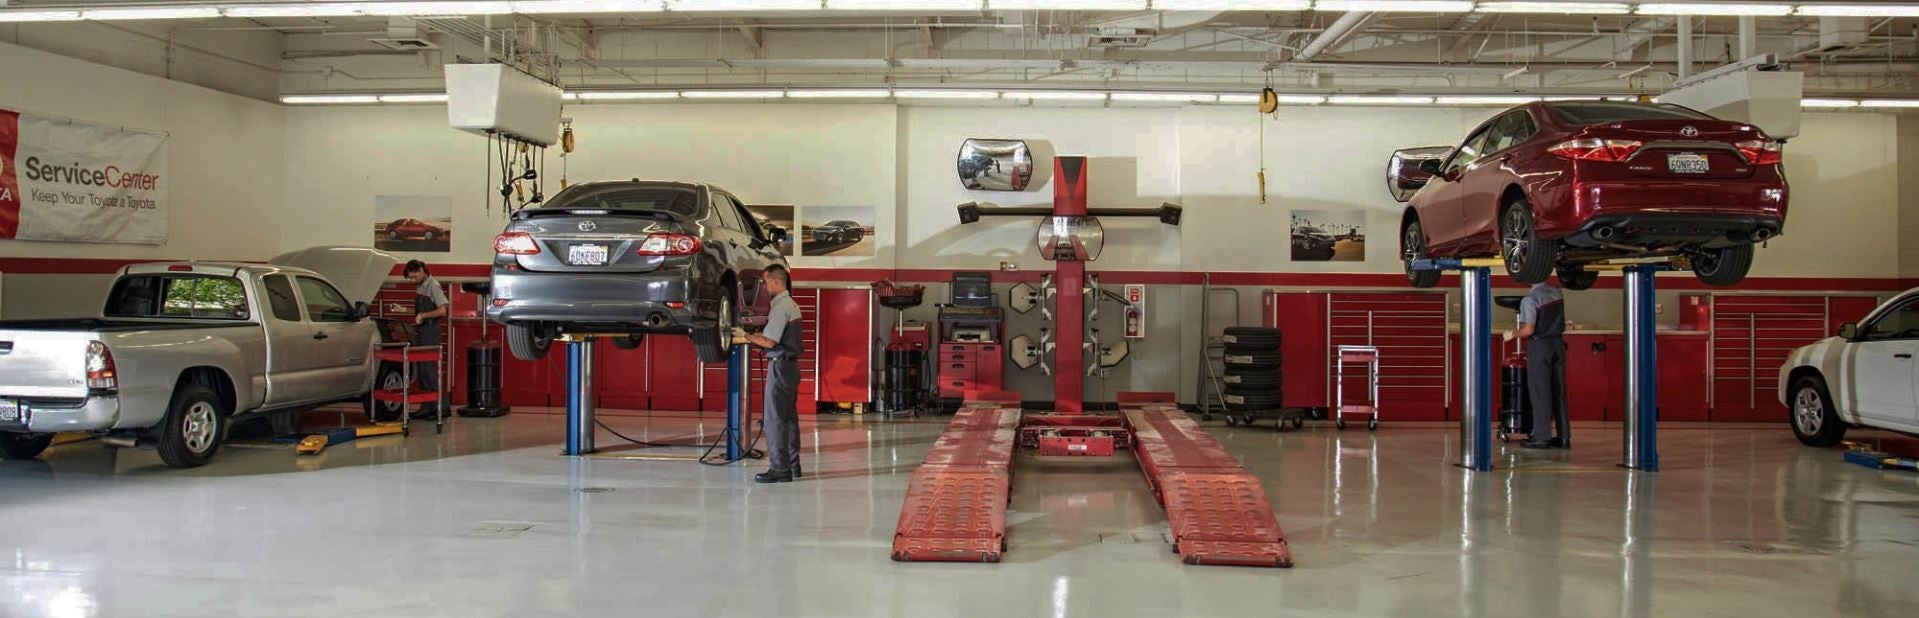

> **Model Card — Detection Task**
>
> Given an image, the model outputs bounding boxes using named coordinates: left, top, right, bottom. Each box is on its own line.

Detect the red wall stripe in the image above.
left=0, top=257, right=1904, bottom=293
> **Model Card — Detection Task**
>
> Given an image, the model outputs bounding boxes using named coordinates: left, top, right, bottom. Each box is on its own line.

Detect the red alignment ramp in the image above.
left=1123, top=404, right=1294, bottom=568
left=891, top=402, right=1021, bottom=563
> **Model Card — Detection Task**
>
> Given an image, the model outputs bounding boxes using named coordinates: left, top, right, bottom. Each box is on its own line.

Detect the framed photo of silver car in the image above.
left=1291, top=210, right=1365, bottom=262
left=801, top=206, right=876, bottom=257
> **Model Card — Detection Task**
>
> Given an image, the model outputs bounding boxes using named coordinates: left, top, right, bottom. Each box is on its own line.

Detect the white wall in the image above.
left=0, top=41, right=287, bottom=318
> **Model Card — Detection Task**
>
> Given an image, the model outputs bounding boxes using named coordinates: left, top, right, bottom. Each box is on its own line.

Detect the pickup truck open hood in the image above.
left=269, top=246, right=400, bottom=304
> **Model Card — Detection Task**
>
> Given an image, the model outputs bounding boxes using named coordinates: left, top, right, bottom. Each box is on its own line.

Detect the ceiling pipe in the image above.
left=1676, top=16, right=1692, bottom=80
left=1295, top=11, right=1373, bottom=62
left=1738, top=15, right=1757, bottom=58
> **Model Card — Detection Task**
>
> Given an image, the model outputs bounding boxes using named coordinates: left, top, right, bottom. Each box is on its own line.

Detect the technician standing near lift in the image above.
left=405, top=260, right=448, bottom=421
left=735, top=265, right=804, bottom=483
left=1513, top=279, right=1571, bottom=449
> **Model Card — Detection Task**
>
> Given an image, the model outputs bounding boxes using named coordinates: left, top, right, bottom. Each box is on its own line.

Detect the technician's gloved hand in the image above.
left=1501, top=330, right=1516, bottom=342
left=730, top=327, right=750, bottom=344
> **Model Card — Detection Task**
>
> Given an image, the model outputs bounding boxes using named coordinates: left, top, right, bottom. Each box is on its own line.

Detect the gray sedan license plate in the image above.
left=1667, top=152, right=1709, bottom=174
left=0, top=399, right=21, bottom=423
left=568, top=244, right=610, bottom=266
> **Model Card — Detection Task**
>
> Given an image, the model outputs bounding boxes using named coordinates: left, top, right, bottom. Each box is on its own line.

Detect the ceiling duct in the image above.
left=1088, top=27, right=1155, bottom=49
left=369, top=17, right=438, bottom=51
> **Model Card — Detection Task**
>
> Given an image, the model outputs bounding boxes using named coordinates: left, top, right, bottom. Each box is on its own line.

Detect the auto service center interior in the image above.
left=3, top=1, right=1919, bottom=616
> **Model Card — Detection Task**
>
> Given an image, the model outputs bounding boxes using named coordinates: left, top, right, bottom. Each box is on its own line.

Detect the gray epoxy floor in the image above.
left=3, top=411, right=1917, bottom=617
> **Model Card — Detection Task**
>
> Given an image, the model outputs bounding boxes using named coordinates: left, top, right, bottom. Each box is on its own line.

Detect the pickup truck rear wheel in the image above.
left=0, top=432, right=54, bottom=460
left=364, top=363, right=407, bottom=423
left=158, top=385, right=226, bottom=468
left=507, top=322, right=552, bottom=361
left=1789, top=376, right=1847, bottom=447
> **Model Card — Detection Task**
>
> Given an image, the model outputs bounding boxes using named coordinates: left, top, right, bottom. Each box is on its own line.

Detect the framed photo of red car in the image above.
left=373, top=195, right=453, bottom=253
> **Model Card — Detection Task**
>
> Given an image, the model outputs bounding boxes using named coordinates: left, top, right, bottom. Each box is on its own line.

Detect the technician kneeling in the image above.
left=1513, top=280, right=1570, bottom=450
left=734, top=265, right=804, bottom=483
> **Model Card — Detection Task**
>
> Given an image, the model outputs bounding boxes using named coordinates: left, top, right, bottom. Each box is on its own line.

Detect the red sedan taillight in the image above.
left=1734, top=139, right=1784, bottom=165
left=494, top=232, right=541, bottom=255
left=637, top=234, right=703, bottom=256
left=86, top=341, right=117, bottom=390
left=1548, top=138, right=1644, bottom=162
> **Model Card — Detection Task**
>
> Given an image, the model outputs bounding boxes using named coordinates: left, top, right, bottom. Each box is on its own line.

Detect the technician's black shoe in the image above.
left=755, top=470, right=795, bottom=484
left=793, top=465, right=803, bottom=479
left=1520, top=440, right=1555, bottom=449
left=1550, top=438, right=1569, bottom=449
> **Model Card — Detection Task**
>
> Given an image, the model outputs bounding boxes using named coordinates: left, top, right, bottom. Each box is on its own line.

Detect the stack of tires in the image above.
left=1220, top=327, right=1288, bottom=428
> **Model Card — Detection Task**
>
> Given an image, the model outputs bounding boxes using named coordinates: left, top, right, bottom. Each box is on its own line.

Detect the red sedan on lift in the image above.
left=1391, top=100, right=1788, bottom=289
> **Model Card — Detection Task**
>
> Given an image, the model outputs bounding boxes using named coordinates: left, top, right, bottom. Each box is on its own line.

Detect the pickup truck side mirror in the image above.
left=354, top=302, right=371, bottom=321
left=1839, top=322, right=1858, bottom=340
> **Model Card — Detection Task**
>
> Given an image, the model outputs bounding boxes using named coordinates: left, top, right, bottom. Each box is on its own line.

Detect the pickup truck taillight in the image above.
left=86, top=341, right=118, bottom=390
left=1734, top=139, right=1784, bottom=165
left=494, top=232, right=541, bottom=255
left=637, top=234, right=703, bottom=256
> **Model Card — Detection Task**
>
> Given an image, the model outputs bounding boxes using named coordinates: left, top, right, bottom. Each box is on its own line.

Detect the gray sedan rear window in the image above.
left=542, top=185, right=702, bottom=216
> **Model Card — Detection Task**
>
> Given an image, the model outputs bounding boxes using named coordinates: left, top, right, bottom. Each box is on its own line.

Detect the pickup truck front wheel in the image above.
left=158, top=385, right=226, bottom=468
left=0, top=432, right=54, bottom=460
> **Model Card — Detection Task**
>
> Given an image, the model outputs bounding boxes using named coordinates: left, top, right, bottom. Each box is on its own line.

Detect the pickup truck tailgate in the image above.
left=0, top=329, right=93, bottom=399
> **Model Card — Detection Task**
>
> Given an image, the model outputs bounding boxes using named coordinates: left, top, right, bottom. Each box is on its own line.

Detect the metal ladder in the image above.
left=1195, top=274, right=1240, bottom=420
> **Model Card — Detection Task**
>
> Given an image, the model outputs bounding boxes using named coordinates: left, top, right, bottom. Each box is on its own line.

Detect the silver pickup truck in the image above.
left=0, top=248, right=400, bottom=467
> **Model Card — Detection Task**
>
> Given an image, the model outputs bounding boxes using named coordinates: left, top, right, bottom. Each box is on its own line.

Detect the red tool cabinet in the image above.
left=1266, top=291, right=1450, bottom=421
left=936, top=342, right=1005, bottom=400
left=1702, top=294, right=1878, bottom=422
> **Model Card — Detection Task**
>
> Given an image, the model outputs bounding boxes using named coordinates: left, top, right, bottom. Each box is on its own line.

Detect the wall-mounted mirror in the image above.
left=959, top=138, right=1052, bottom=192
left=1386, top=146, right=1452, bottom=203
left=1036, top=215, right=1104, bottom=261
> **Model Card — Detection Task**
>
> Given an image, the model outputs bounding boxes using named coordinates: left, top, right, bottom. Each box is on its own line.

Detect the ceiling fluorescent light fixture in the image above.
left=82, top=6, right=222, bottom=20
left=282, top=94, right=380, bottom=104
left=896, top=89, right=1000, bottom=99
left=1003, top=91, right=1109, bottom=101
left=667, top=0, right=823, bottom=10
left=1314, top=1, right=1473, bottom=12
left=1435, top=95, right=1541, bottom=105
left=1799, top=98, right=1860, bottom=108
left=0, top=10, right=84, bottom=22
left=1152, top=0, right=1311, bottom=9
left=379, top=93, right=451, bottom=103
left=1796, top=4, right=1919, bottom=17
left=991, top=0, right=1149, bottom=9
left=1329, top=95, right=1434, bottom=105
left=576, top=91, right=680, bottom=100
left=362, top=2, right=517, bottom=15
left=1273, top=94, right=1327, bottom=104
left=826, top=0, right=981, bottom=8
left=1476, top=2, right=1629, bottom=14
left=788, top=89, right=892, bottom=98
left=224, top=3, right=367, bottom=17
left=1634, top=3, right=1792, bottom=16
left=1213, top=93, right=1261, bottom=104
left=1858, top=99, right=1919, bottom=108
left=681, top=90, right=787, bottom=98
left=1112, top=92, right=1218, bottom=103
left=512, top=0, right=667, bottom=13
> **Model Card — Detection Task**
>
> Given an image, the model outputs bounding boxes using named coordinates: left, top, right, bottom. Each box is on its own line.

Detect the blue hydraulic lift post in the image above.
left=1415, top=257, right=1496, bottom=472
left=1621, top=264, right=1662, bottom=471
left=563, top=338, right=596, bottom=456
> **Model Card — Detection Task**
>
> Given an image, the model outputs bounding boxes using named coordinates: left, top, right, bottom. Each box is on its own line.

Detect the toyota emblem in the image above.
left=1680, top=126, right=1699, bottom=137
left=578, top=221, right=597, bottom=232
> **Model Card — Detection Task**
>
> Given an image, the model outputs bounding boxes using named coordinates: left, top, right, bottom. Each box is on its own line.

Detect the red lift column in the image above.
left=1051, top=156, right=1088, bottom=414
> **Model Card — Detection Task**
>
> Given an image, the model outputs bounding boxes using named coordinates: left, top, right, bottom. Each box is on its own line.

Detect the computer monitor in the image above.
left=950, top=271, right=996, bottom=307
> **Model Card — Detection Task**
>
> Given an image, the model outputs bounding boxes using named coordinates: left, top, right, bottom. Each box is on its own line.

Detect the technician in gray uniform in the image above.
left=1515, top=280, right=1569, bottom=449
left=735, top=265, right=803, bottom=483
left=404, top=260, right=448, bottom=420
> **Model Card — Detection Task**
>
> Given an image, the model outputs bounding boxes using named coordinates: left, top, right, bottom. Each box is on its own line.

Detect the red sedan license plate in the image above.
left=1667, top=153, right=1709, bottom=174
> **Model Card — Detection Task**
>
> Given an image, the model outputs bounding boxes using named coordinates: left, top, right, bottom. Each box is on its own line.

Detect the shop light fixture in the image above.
left=1799, top=98, right=1860, bottom=108
left=991, top=0, right=1150, bottom=9
left=0, top=10, right=83, bottom=22
left=787, top=89, right=893, bottom=98
left=576, top=91, right=681, bottom=100
left=1329, top=95, right=1435, bottom=105
left=378, top=93, right=451, bottom=103
left=1476, top=2, right=1630, bottom=14
left=1152, top=0, right=1310, bottom=9
left=1003, top=90, right=1110, bottom=100
left=225, top=3, right=366, bottom=17
left=1112, top=92, right=1219, bottom=103
left=826, top=0, right=981, bottom=8
left=1858, top=99, right=1919, bottom=108
left=360, top=1, right=515, bottom=15
left=1434, top=95, right=1541, bottom=105
left=1273, top=94, right=1327, bottom=104
left=282, top=94, right=381, bottom=104
left=1213, top=94, right=1261, bottom=104
left=895, top=89, right=1001, bottom=99
left=1796, top=4, right=1919, bottom=17
left=513, top=0, right=667, bottom=13
left=81, top=6, right=222, bottom=20
left=665, top=0, right=823, bottom=10
left=681, top=89, right=787, bottom=98
left=1634, top=3, right=1793, bottom=16
left=1314, top=0, right=1474, bottom=12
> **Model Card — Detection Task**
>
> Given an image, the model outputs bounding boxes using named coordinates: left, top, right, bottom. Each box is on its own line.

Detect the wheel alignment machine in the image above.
left=888, top=156, right=1295, bottom=567
left=1411, top=257, right=1668, bottom=472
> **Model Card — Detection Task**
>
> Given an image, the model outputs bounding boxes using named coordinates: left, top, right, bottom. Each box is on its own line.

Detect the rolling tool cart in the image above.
left=1333, top=345, right=1379, bottom=431
left=371, top=342, right=446, bottom=434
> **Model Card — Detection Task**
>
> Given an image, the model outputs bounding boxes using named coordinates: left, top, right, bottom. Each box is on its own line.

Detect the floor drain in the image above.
left=579, top=487, right=615, bottom=493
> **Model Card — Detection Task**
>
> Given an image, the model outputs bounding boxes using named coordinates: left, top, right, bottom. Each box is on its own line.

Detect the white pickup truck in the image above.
left=1780, top=288, right=1919, bottom=446
left=0, top=248, right=402, bottom=467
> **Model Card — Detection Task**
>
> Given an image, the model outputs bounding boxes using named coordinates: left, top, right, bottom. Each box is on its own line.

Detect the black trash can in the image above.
left=880, top=348, right=926, bottom=414
left=458, top=338, right=510, bottom=418
left=1500, top=357, right=1530, bottom=439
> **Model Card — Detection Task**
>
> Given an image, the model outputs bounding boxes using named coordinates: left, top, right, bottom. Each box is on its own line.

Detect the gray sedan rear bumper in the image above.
left=485, top=267, right=711, bottom=329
